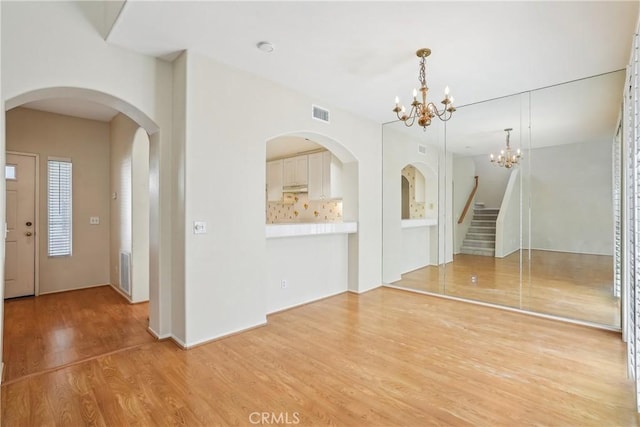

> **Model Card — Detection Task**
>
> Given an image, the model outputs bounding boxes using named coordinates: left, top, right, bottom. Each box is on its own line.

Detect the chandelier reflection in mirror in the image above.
left=393, top=48, right=456, bottom=130
left=490, top=128, right=522, bottom=168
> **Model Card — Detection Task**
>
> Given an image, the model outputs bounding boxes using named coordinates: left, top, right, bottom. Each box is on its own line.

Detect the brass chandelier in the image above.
left=393, top=48, right=456, bottom=129
left=490, top=128, right=522, bottom=168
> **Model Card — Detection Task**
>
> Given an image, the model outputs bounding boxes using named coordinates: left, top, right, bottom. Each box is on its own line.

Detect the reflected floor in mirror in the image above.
left=392, top=250, right=619, bottom=328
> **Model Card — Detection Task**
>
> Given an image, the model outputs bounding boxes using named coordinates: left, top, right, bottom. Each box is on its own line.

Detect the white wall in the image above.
left=110, top=114, right=134, bottom=289
left=495, top=169, right=521, bottom=258
left=266, top=234, right=348, bottom=313
left=109, top=113, right=149, bottom=303
left=171, top=52, right=187, bottom=344
left=6, top=108, right=111, bottom=293
left=527, top=139, right=613, bottom=255
left=2, top=1, right=174, bottom=339
left=401, top=226, right=431, bottom=273
left=473, top=154, right=510, bottom=209
left=453, top=156, right=476, bottom=253
left=131, top=128, right=149, bottom=303
left=438, top=151, right=455, bottom=265
left=177, top=51, right=381, bottom=346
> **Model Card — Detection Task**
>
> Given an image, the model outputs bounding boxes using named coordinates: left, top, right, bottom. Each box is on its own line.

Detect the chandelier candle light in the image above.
left=490, top=128, right=522, bottom=168
left=393, top=48, right=456, bottom=130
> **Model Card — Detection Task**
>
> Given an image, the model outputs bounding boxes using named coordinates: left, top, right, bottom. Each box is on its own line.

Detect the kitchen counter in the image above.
left=401, top=218, right=437, bottom=228
left=266, top=221, right=358, bottom=239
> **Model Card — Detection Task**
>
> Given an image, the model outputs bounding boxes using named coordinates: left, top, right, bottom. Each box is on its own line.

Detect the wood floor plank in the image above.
left=394, top=250, right=619, bottom=327
left=2, top=286, right=639, bottom=426
left=2, top=285, right=154, bottom=384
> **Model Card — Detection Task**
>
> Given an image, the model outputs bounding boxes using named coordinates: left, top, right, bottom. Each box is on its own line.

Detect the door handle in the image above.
left=25, top=232, right=32, bottom=237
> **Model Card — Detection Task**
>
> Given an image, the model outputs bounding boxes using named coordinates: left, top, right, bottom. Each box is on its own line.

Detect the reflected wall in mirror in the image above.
left=523, top=70, right=623, bottom=327
left=382, top=70, right=624, bottom=328
left=382, top=119, right=446, bottom=293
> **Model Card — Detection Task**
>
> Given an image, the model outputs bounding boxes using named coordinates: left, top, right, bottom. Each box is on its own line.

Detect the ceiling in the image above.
left=107, top=1, right=636, bottom=121
left=21, top=98, right=119, bottom=122
left=266, top=136, right=323, bottom=161
left=22, top=1, right=638, bottom=156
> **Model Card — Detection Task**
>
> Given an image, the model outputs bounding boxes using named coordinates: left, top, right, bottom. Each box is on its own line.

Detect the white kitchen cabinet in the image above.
left=308, top=151, right=342, bottom=200
left=283, top=155, right=308, bottom=187
left=266, top=160, right=283, bottom=201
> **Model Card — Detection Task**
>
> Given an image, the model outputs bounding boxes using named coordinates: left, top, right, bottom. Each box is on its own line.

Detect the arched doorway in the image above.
left=264, top=131, right=359, bottom=312
left=2, top=87, right=165, bottom=378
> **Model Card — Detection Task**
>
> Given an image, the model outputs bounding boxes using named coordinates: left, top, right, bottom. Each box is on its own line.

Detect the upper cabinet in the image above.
left=266, top=159, right=283, bottom=202
left=283, top=155, right=308, bottom=187
left=308, top=151, right=342, bottom=200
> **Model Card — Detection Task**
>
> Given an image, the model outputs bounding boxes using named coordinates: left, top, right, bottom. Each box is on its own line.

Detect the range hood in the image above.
left=282, top=184, right=308, bottom=193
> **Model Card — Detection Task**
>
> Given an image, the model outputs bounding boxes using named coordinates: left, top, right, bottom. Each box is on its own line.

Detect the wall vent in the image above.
left=119, top=251, right=132, bottom=296
left=312, top=105, right=330, bottom=123
left=418, top=144, right=427, bottom=154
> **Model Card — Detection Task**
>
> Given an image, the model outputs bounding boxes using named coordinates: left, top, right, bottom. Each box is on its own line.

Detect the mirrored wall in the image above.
left=382, top=70, right=624, bottom=328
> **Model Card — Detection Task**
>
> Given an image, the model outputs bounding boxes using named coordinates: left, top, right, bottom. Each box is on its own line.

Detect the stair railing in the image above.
left=458, top=176, right=479, bottom=224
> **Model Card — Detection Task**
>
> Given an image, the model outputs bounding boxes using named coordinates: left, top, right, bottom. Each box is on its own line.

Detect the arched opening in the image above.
left=401, top=162, right=438, bottom=221
left=264, top=131, right=359, bottom=312
left=2, top=87, right=162, bottom=381
left=393, top=161, right=440, bottom=278
left=401, top=176, right=410, bottom=219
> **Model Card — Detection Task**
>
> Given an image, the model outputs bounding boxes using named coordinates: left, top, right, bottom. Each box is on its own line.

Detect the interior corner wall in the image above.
left=6, top=108, right=111, bottom=293
left=171, top=52, right=187, bottom=345
left=2, top=1, right=174, bottom=337
left=181, top=51, right=381, bottom=346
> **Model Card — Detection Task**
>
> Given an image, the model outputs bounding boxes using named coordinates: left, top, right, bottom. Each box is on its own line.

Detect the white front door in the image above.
left=5, top=153, right=36, bottom=299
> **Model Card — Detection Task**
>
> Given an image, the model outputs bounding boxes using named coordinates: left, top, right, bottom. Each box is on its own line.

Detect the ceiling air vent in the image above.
left=312, top=105, right=330, bottom=123
left=418, top=144, right=427, bottom=155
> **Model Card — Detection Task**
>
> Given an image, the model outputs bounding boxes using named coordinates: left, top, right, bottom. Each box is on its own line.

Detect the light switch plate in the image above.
left=90, top=216, right=100, bottom=225
left=194, top=221, right=207, bottom=234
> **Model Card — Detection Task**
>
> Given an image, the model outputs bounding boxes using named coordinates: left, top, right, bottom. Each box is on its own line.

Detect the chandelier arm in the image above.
left=402, top=105, right=417, bottom=127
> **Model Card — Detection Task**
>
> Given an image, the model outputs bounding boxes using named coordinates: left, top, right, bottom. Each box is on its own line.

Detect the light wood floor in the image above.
left=394, top=250, right=619, bottom=327
left=1, top=286, right=638, bottom=426
left=2, top=285, right=153, bottom=384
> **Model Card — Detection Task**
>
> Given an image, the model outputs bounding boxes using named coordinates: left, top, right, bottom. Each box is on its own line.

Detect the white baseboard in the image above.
left=268, top=289, right=348, bottom=315
left=181, top=320, right=267, bottom=350
left=37, top=283, right=109, bottom=296
left=147, top=327, right=170, bottom=340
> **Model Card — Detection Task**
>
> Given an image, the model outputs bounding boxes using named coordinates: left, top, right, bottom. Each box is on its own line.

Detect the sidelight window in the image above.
left=48, top=159, right=72, bottom=257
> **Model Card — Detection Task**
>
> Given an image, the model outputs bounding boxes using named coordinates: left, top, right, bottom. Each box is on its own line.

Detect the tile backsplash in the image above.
left=267, top=193, right=342, bottom=223
left=402, top=165, right=426, bottom=219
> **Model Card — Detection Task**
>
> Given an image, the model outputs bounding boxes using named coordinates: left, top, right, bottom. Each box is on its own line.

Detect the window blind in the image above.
left=48, top=160, right=72, bottom=257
